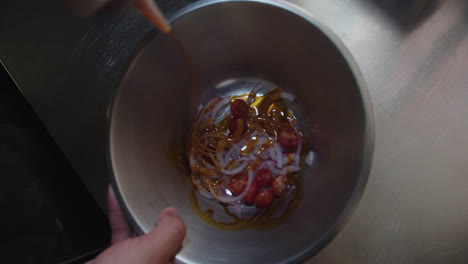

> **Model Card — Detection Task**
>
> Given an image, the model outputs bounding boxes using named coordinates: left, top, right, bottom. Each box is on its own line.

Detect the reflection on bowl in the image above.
left=108, top=0, right=374, bottom=263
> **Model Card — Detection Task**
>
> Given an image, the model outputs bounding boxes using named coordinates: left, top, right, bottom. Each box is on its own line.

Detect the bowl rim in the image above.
left=106, top=0, right=375, bottom=263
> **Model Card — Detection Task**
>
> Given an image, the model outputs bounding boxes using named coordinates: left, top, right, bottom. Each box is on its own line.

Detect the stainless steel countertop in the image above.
left=1, top=0, right=467, bottom=263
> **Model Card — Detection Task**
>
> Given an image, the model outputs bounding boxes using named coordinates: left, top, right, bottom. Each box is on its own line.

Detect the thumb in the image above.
left=89, top=207, right=186, bottom=264
left=133, top=207, right=187, bottom=263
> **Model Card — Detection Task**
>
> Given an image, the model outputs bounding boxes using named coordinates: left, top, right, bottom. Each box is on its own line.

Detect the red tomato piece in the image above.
left=228, top=173, right=247, bottom=195
left=255, top=169, right=273, bottom=187
left=277, top=122, right=293, bottom=133
left=254, top=190, right=275, bottom=208
left=229, top=118, right=247, bottom=135
left=279, top=127, right=301, bottom=149
left=230, top=99, right=249, bottom=119
left=241, top=181, right=259, bottom=203
left=236, top=173, right=248, bottom=181
left=272, top=175, right=290, bottom=196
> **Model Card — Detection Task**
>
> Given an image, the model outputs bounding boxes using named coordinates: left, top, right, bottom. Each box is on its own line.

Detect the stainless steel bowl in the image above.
left=108, top=0, right=374, bottom=263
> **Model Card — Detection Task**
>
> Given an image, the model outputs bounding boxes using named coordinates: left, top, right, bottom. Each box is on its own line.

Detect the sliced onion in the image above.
left=282, top=153, right=296, bottom=165
left=188, top=151, right=197, bottom=168
left=251, top=130, right=261, bottom=138
left=207, top=183, right=220, bottom=200
left=216, top=141, right=225, bottom=167
left=228, top=137, right=246, bottom=154
left=280, top=165, right=301, bottom=175
left=210, top=97, right=231, bottom=119
left=221, top=149, right=234, bottom=167
left=269, top=145, right=285, bottom=168
left=203, top=96, right=221, bottom=111
left=305, top=151, right=315, bottom=166
left=215, top=169, right=255, bottom=203
left=252, top=83, right=262, bottom=94
left=217, top=154, right=226, bottom=168
left=222, top=143, right=242, bottom=167
left=191, top=149, right=216, bottom=170
left=258, top=136, right=268, bottom=144
left=191, top=174, right=209, bottom=193
left=233, top=203, right=243, bottom=214
left=202, top=159, right=215, bottom=170
left=195, top=97, right=218, bottom=123
left=295, top=140, right=302, bottom=166
left=253, top=136, right=268, bottom=153
left=198, top=189, right=215, bottom=200
left=281, top=92, right=296, bottom=101
left=198, top=98, right=219, bottom=122
left=223, top=131, right=259, bottom=166
left=259, top=148, right=271, bottom=159
left=258, top=160, right=275, bottom=170
left=246, top=83, right=262, bottom=104
left=275, top=143, right=283, bottom=168
left=247, top=136, right=267, bottom=160
left=269, top=147, right=278, bottom=161
left=222, top=145, right=241, bottom=167
left=246, top=96, right=255, bottom=105
left=267, top=162, right=282, bottom=175
left=221, top=160, right=247, bottom=175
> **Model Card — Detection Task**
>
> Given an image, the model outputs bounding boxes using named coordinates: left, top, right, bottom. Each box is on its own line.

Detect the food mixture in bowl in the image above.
left=187, top=84, right=315, bottom=228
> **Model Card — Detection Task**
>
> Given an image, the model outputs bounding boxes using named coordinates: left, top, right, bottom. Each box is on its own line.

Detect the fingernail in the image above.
left=165, top=207, right=179, bottom=217
left=158, top=207, right=179, bottom=223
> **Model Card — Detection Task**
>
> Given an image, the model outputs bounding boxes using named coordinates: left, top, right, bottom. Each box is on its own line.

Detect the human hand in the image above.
left=86, top=186, right=186, bottom=264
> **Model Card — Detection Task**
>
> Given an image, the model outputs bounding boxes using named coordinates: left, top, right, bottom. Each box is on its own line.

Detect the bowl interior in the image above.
left=109, top=0, right=372, bottom=263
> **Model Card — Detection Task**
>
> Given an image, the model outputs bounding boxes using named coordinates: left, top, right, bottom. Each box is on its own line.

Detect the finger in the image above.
left=132, top=207, right=186, bottom=263
left=107, top=185, right=132, bottom=244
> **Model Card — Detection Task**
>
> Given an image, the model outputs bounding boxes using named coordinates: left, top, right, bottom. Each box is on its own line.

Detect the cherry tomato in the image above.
left=277, top=122, right=293, bottom=133
left=241, top=181, right=259, bottom=203
left=230, top=99, right=249, bottom=119
left=279, top=127, right=301, bottom=149
left=237, top=173, right=248, bottom=181
left=229, top=118, right=247, bottom=135
left=255, top=169, right=273, bottom=187
left=228, top=173, right=247, bottom=195
left=254, top=190, right=275, bottom=208
left=272, top=175, right=290, bottom=196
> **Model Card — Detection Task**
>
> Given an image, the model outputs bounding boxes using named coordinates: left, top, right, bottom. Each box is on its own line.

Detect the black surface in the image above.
left=0, top=66, right=110, bottom=263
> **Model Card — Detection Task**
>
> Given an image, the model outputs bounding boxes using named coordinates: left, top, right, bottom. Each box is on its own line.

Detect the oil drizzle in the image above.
left=188, top=173, right=303, bottom=231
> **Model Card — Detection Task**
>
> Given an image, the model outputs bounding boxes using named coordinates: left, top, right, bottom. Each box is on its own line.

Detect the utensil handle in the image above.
left=134, top=0, right=171, bottom=34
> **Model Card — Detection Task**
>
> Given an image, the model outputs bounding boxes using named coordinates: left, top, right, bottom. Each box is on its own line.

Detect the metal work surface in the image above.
left=1, top=0, right=467, bottom=263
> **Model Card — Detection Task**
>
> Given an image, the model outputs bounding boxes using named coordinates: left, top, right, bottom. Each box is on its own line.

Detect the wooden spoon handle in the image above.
left=134, top=0, right=171, bottom=34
